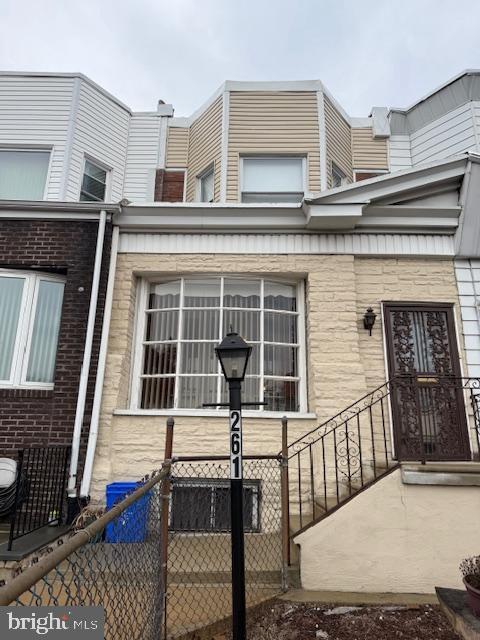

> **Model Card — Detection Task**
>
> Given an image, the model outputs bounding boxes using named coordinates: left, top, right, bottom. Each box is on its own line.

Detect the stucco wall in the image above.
left=90, top=253, right=461, bottom=502
left=295, top=468, right=480, bottom=593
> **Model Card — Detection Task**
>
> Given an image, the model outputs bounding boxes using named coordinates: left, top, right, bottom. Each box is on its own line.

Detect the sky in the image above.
left=0, top=0, right=478, bottom=117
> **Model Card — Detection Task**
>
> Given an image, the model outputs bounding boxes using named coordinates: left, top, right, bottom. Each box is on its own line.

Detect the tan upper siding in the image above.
left=185, top=96, right=223, bottom=201
left=351, top=127, right=389, bottom=170
left=227, top=92, right=320, bottom=201
left=165, top=126, right=189, bottom=168
left=324, top=96, right=352, bottom=188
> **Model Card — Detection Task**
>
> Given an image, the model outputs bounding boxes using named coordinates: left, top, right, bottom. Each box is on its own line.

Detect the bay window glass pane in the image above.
left=146, top=310, right=178, bottom=342
left=143, top=344, right=177, bottom=376
left=181, top=343, right=217, bottom=374
left=184, top=278, right=220, bottom=307
left=141, top=377, right=175, bottom=409
left=264, top=345, right=297, bottom=377
left=0, top=150, right=50, bottom=200
left=0, top=276, right=24, bottom=380
left=243, top=158, right=303, bottom=193
left=224, top=279, right=260, bottom=308
left=149, top=281, right=180, bottom=309
left=223, top=310, right=260, bottom=341
left=264, top=379, right=298, bottom=412
left=264, top=312, right=297, bottom=343
left=264, top=282, right=296, bottom=311
left=26, top=280, right=64, bottom=383
left=80, top=160, right=107, bottom=202
left=179, top=376, right=217, bottom=408
left=183, top=310, right=219, bottom=340
left=221, top=377, right=260, bottom=405
left=200, top=169, right=214, bottom=203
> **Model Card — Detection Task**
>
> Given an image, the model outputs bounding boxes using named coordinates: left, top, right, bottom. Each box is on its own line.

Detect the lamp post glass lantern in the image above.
left=215, top=332, right=251, bottom=640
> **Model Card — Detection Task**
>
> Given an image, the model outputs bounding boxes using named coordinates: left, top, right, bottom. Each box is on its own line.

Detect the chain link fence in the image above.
left=0, top=467, right=169, bottom=640
left=167, top=455, right=284, bottom=638
left=0, top=454, right=286, bottom=639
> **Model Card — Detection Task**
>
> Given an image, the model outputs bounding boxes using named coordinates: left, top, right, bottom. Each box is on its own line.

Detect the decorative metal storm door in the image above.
left=384, top=303, right=470, bottom=461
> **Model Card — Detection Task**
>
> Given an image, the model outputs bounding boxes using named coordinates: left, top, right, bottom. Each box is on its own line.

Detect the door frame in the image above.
left=382, top=301, right=471, bottom=462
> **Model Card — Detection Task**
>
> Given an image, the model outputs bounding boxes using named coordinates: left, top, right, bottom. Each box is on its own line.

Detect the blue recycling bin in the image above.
left=105, top=482, right=151, bottom=543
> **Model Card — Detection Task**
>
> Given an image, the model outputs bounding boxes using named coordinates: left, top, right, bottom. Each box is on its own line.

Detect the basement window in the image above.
left=170, top=478, right=260, bottom=532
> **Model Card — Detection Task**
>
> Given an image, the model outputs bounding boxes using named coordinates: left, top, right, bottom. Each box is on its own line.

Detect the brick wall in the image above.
left=0, top=218, right=112, bottom=487
left=154, top=169, right=185, bottom=202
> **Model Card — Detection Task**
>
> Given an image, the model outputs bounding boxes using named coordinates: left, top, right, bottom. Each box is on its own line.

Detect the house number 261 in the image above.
left=230, top=410, right=242, bottom=480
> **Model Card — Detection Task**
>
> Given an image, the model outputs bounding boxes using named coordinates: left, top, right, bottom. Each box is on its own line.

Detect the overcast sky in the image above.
left=0, top=0, right=478, bottom=117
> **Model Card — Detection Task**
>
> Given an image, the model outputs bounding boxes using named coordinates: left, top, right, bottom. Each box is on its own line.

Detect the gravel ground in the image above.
left=225, top=600, right=461, bottom=640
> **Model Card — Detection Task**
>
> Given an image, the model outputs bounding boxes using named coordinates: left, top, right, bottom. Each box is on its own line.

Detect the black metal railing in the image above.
left=8, top=445, right=71, bottom=550
left=286, top=376, right=480, bottom=535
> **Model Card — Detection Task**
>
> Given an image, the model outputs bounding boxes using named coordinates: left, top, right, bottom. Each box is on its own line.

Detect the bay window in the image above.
left=133, top=276, right=305, bottom=413
left=0, top=149, right=50, bottom=200
left=0, top=271, right=65, bottom=387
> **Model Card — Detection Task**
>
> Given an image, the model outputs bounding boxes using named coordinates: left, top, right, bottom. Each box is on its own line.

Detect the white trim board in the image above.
left=118, top=232, right=455, bottom=256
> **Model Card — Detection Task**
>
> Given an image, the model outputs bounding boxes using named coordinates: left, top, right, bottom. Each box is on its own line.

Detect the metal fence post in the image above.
left=160, top=417, right=174, bottom=639
left=280, top=416, right=290, bottom=591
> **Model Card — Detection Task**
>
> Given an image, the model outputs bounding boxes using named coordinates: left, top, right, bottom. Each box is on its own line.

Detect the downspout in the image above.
left=79, top=225, right=119, bottom=501
left=67, top=210, right=107, bottom=516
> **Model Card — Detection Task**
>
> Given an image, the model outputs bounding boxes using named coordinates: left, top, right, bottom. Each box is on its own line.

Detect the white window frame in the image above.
left=0, top=146, right=53, bottom=201
left=196, top=164, right=215, bottom=202
left=331, top=162, right=349, bottom=189
left=79, top=155, right=111, bottom=202
left=130, top=275, right=307, bottom=414
left=239, top=155, right=307, bottom=202
left=0, top=270, right=65, bottom=389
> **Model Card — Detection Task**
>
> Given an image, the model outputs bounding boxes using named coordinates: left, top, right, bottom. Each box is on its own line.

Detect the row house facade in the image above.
left=1, top=70, right=480, bottom=592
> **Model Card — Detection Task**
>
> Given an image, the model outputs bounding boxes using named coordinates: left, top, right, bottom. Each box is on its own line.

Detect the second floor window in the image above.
left=332, top=162, right=347, bottom=188
left=80, top=159, right=108, bottom=202
left=198, top=166, right=214, bottom=202
left=0, top=149, right=50, bottom=200
left=241, top=157, right=305, bottom=203
left=0, top=271, right=65, bottom=388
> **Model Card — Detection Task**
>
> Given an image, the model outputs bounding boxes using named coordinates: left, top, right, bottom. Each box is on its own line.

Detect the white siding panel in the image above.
left=0, top=76, right=75, bottom=199
left=410, top=103, right=476, bottom=166
left=66, top=80, right=130, bottom=202
left=119, top=232, right=454, bottom=256
left=389, top=135, right=412, bottom=172
left=123, top=114, right=161, bottom=202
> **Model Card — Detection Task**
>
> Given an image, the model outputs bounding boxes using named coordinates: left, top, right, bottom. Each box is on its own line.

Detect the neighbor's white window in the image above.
left=198, top=166, right=214, bottom=203
left=332, top=162, right=347, bottom=188
left=0, top=271, right=65, bottom=388
left=0, top=150, right=50, bottom=200
left=133, top=276, right=306, bottom=413
left=241, top=157, right=305, bottom=203
left=80, top=159, right=108, bottom=202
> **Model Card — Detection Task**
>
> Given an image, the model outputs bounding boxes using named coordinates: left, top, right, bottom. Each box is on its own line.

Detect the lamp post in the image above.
left=215, top=332, right=252, bottom=640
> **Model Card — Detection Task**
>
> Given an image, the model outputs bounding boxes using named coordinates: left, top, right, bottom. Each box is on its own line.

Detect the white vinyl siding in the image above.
left=389, top=135, right=412, bottom=172
left=66, top=80, right=130, bottom=202
left=123, top=114, right=162, bottom=201
left=0, top=271, right=64, bottom=388
left=410, top=102, right=477, bottom=166
left=0, top=75, right=74, bottom=200
left=0, top=149, right=50, bottom=199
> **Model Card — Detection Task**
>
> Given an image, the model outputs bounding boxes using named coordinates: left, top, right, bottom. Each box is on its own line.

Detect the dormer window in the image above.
left=198, top=166, right=214, bottom=203
left=332, top=162, right=347, bottom=188
left=80, top=159, right=108, bottom=202
left=241, top=156, right=305, bottom=203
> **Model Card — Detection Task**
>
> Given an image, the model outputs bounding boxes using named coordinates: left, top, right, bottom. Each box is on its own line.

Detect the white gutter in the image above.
left=80, top=225, right=119, bottom=499
left=67, top=210, right=107, bottom=498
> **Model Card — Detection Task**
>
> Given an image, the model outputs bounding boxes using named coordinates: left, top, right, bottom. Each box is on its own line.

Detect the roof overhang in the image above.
left=117, top=155, right=473, bottom=235
left=0, top=200, right=119, bottom=221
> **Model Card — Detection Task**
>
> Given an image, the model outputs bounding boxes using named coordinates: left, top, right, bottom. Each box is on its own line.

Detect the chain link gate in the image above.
left=165, top=455, right=285, bottom=638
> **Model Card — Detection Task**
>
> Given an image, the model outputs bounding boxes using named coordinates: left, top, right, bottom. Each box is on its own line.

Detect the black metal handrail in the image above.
left=7, top=445, right=71, bottom=550
left=287, top=376, right=480, bottom=535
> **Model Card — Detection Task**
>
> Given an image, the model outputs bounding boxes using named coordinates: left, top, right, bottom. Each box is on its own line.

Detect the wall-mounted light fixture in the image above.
left=363, top=307, right=377, bottom=336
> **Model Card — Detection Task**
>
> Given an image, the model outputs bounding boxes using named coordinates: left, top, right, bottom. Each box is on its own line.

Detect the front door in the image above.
left=384, top=303, right=470, bottom=461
